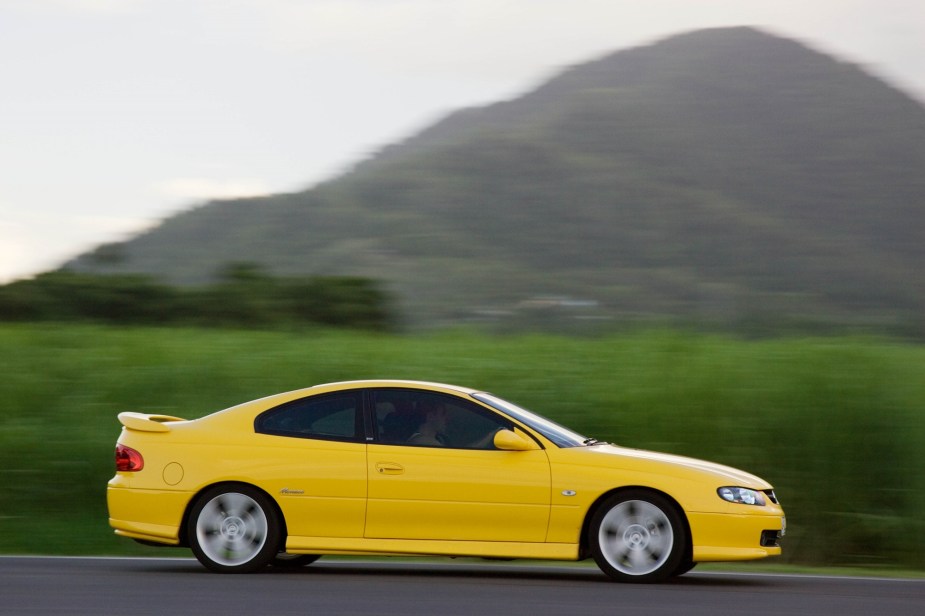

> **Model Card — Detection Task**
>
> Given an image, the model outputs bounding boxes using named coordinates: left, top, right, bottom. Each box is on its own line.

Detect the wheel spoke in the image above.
left=628, top=547, right=649, bottom=571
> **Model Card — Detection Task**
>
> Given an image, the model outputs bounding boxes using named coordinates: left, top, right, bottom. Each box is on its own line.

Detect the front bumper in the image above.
left=688, top=511, right=785, bottom=562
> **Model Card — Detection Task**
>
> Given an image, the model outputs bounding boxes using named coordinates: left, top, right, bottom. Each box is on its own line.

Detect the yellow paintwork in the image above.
left=366, top=443, right=551, bottom=541
left=108, top=379, right=784, bottom=565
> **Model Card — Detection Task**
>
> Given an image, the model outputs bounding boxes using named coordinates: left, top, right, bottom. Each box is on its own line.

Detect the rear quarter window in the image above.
left=254, top=392, right=362, bottom=442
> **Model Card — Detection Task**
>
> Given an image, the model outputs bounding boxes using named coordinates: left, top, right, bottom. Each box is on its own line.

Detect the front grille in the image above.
left=763, top=490, right=779, bottom=504
left=761, top=529, right=781, bottom=548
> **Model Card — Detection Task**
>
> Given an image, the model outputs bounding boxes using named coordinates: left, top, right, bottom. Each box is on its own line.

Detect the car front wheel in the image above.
left=188, top=485, right=281, bottom=573
left=590, top=490, right=685, bottom=583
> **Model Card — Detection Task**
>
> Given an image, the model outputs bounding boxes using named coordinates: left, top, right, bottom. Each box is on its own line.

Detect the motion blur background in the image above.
left=1, top=1, right=924, bottom=572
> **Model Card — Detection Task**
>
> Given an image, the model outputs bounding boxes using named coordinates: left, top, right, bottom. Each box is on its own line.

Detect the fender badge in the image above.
left=280, top=488, right=305, bottom=495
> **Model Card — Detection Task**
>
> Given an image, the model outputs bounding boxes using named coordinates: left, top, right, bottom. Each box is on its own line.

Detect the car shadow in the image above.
left=145, top=558, right=776, bottom=587
left=135, top=552, right=778, bottom=587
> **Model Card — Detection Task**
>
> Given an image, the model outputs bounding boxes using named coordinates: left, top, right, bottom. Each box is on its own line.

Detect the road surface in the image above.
left=1, top=556, right=922, bottom=615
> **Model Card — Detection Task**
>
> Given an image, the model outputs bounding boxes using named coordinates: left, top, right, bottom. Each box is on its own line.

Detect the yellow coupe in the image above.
left=108, top=380, right=785, bottom=582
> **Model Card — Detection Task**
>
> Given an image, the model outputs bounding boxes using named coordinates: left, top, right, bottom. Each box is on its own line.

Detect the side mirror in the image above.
left=493, top=429, right=539, bottom=451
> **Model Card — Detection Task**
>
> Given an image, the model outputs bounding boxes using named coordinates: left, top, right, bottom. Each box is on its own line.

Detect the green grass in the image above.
left=1, top=324, right=924, bottom=569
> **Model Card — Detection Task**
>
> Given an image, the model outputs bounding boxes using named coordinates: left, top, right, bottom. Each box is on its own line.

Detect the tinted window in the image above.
left=255, top=392, right=362, bottom=441
left=373, top=389, right=512, bottom=449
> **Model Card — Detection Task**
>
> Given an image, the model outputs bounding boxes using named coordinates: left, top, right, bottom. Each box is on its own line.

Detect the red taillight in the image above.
left=115, top=444, right=144, bottom=472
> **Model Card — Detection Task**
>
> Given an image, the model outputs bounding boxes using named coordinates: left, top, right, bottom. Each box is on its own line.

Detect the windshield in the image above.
left=471, top=392, right=589, bottom=448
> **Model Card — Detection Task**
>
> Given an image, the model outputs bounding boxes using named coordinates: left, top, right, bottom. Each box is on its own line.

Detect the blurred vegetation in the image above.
left=0, top=266, right=392, bottom=330
left=0, top=323, right=923, bottom=571
left=63, top=28, right=925, bottom=336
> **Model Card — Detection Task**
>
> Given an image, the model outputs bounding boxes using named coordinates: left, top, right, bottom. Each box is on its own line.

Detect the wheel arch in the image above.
left=578, top=485, right=692, bottom=563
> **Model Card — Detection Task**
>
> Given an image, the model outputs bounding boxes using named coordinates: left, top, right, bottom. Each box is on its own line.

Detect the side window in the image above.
left=255, top=392, right=362, bottom=441
left=374, top=389, right=512, bottom=449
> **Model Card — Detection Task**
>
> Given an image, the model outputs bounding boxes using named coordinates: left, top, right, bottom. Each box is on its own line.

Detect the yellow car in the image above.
left=108, top=380, right=785, bottom=582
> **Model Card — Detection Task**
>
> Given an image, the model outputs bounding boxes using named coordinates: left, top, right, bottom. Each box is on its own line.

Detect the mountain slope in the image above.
left=67, top=27, right=925, bottom=332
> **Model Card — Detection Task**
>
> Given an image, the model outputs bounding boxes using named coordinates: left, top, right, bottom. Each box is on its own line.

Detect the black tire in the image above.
left=188, top=484, right=282, bottom=573
left=672, top=559, right=697, bottom=577
left=589, top=490, right=686, bottom=583
left=271, top=554, right=321, bottom=568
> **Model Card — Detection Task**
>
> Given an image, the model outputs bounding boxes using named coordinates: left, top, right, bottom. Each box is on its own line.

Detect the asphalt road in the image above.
left=1, top=556, right=923, bottom=615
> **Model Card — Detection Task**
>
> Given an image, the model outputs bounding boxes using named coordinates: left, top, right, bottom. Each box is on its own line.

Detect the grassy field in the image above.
left=1, top=323, right=923, bottom=570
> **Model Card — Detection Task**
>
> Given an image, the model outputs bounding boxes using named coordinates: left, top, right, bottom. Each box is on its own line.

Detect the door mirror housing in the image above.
left=493, top=429, right=539, bottom=451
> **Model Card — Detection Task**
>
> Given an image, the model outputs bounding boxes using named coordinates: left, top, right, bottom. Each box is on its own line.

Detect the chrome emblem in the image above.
left=280, top=488, right=305, bottom=495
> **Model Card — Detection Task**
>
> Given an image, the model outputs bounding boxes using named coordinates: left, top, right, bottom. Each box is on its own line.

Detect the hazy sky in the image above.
left=2, top=0, right=924, bottom=282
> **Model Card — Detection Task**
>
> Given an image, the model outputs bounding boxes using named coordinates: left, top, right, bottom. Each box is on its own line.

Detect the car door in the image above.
left=253, top=390, right=367, bottom=539
left=365, top=388, right=551, bottom=542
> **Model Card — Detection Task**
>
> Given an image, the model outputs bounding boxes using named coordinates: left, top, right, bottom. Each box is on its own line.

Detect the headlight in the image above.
left=717, top=487, right=766, bottom=506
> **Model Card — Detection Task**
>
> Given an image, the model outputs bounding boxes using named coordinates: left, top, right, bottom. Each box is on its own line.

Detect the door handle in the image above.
left=375, top=462, right=404, bottom=475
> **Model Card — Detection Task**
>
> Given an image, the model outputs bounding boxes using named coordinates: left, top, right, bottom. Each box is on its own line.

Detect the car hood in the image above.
left=565, top=443, right=773, bottom=489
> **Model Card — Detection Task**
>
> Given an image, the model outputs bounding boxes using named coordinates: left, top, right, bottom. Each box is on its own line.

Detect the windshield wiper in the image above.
left=582, top=437, right=604, bottom=446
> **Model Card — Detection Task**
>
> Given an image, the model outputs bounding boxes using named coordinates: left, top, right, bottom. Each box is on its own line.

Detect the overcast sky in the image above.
left=2, top=0, right=924, bottom=282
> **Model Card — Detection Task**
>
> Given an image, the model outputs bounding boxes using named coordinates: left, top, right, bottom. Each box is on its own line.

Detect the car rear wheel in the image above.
left=590, top=490, right=685, bottom=583
left=188, top=485, right=281, bottom=573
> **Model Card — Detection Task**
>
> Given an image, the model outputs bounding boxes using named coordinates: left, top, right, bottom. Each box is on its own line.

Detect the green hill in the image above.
left=65, top=27, right=925, bottom=334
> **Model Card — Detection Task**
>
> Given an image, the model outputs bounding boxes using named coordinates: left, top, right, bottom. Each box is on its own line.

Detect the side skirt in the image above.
left=286, top=536, right=579, bottom=561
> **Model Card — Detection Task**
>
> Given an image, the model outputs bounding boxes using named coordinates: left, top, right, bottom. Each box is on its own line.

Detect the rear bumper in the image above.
left=107, top=484, right=191, bottom=545
left=110, top=522, right=182, bottom=545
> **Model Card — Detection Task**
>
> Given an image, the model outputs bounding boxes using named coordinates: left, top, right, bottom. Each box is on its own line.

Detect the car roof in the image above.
left=307, top=379, right=480, bottom=395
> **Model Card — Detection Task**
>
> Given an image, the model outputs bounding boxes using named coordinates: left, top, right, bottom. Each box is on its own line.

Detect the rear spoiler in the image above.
left=118, top=412, right=187, bottom=433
